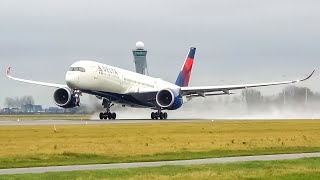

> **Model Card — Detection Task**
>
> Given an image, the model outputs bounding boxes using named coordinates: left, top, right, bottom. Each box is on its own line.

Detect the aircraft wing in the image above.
left=6, top=67, right=66, bottom=88
left=180, top=70, right=315, bottom=97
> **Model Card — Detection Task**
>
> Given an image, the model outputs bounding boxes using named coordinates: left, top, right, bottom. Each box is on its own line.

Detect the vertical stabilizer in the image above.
left=175, top=47, right=196, bottom=87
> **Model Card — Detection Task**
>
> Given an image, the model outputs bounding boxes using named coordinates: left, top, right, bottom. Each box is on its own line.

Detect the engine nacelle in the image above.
left=156, top=89, right=183, bottom=110
left=53, top=87, right=79, bottom=108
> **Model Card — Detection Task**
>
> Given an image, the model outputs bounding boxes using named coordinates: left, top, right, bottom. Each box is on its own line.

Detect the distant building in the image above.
left=1, top=108, right=11, bottom=114
left=11, top=108, right=21, bottom=113
left=0, top=104, right=44, bottom=114
left=1, top=105, right=67, bottom=114
left=45, top=107, right=64, bottom=114
left=22, top=104, right=43, bottom=113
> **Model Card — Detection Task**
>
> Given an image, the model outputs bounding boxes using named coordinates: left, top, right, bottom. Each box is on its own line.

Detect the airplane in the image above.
left=6, top=47, right=314, bottom=120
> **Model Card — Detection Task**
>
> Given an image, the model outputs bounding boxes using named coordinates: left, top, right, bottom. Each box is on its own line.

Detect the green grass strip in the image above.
left=1, top=157, right=320, bottom=179
left=1, top=147, right=320, bottom=169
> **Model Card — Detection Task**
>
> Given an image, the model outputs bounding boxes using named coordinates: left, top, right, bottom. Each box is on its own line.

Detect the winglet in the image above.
left=6, top=67, right=11, bottom=77
left=298, top=70, right=315, bottom=82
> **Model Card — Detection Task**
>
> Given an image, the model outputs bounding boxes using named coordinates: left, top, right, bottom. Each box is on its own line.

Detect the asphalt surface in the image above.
left=0, top=119, right=209, bottom=126
left=0, top=152, right=320, bottom=175
left=1, top=119, right=318, bottom=126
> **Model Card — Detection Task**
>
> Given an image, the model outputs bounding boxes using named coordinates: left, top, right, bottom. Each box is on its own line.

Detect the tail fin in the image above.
left=175, top=47, right=196, bottom=87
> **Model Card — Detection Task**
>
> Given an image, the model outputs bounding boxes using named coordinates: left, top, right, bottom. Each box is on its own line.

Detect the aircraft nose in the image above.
left=66, top=72, right=79, bottom=88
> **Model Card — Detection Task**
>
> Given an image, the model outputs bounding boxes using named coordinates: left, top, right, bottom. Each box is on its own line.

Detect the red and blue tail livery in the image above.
left=175, top=47, right=196, bottom=87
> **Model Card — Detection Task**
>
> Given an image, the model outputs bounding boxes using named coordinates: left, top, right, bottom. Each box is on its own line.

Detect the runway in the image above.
left=0, top=152, right=320, bottom=175
left=0, top=119, right=209, bottom=126
left=1, top=119, right=318, bottom=126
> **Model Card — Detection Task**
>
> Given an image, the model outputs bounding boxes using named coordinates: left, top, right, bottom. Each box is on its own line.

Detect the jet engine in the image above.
left=53, top=87, right=79, bottom=108
left=155, top=89, right=183, bottom=110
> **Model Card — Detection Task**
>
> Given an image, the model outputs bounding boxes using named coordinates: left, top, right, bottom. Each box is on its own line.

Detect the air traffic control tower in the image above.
left=132, top=41, right=148, bottom=75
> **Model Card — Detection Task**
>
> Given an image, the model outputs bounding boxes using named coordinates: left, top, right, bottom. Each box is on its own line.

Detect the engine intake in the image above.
left=156, top=89, right=183, bottom=110
left=53, top=87, right=79, bottom=108
left=156, top=89, right=174, bottom=108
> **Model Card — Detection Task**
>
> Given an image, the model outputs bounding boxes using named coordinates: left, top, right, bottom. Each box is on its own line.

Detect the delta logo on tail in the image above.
left=175, top=47, right=196, bottom=87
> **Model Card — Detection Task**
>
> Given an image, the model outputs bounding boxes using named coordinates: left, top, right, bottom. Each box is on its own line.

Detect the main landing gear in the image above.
left=99, top=98, right=117, bottom=120
left=151, top=109, right=168, bottom=120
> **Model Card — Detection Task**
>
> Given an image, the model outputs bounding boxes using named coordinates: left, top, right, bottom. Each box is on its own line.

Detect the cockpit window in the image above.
left=79, top=67, right=85, bottom=72
left=69, top=67, right=86, bottom=72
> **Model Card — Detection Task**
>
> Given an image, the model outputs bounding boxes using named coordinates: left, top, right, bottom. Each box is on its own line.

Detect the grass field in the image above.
left=0, top=120, right=320, bottom=168
left=0, top=114, right=90, bottom=121
left=1, top=157, right=320, bottom=179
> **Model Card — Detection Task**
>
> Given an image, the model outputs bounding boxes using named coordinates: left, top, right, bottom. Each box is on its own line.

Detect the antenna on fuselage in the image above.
left=132, top=41, right=149, bottom=75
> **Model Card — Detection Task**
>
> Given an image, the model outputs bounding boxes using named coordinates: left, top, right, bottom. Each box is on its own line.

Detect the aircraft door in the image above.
left=93, top=65, right=101, bottom=80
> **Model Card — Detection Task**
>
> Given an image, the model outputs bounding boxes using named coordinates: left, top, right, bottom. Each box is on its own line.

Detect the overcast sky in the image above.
left=1, top=0, right=320, bottom=108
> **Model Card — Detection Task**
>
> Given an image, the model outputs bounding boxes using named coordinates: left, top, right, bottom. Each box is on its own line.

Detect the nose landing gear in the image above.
left=99, top=98, right=117, bottom=120
left=74, top=90, right=82, bottom=107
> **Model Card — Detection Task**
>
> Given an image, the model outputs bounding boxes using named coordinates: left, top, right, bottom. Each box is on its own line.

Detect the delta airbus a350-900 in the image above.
left=6, top=48, right=314, bottom=120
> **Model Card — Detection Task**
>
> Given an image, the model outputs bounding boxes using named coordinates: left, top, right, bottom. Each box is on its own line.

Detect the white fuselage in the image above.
left=65, top=60, right=180, bottom=95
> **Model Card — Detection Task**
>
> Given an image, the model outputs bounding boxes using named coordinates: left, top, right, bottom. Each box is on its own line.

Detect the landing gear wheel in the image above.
left=99, top=112, right=116, bottom=120
left=107, top=112, right=112, bottom=119
left=151, top=111, right=168, bottom=120
left=99, top=98, right=117, bottom=120
left=159, top=112, right=164, bottom=120
left=112, top=113, right=116, bottom=119
left=151, top=112, right=156, bottom=119
left=103, top=112, right=108, bottom=120
left=163, top=112, right=168, bottom=119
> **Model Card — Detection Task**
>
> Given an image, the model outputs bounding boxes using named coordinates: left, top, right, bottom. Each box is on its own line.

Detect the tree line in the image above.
left=241, top=85, right=320, bottom=110
left=4, top=96, right=34, bottom=109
